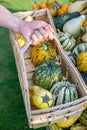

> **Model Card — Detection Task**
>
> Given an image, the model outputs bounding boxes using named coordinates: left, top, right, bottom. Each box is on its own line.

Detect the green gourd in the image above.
left=79, top=108, right=87, bottom=126
left=63, top=15, right=86, bottom=35
left=65, top=51, right=76, bottom=65
left=53, top=12, right=81, bottom=31
left=33, top=61, right=62, bottom=90
left=59, top=32, right=76, bottom=51
left=50, top=80, right=78, bottom=106
left=70, top=123, right=87, bottom=130
left=72, top=43, right=87, bottom=57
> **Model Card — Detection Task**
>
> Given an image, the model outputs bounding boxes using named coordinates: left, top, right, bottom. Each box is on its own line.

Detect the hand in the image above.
left=19, top=20, right=54, bottom=45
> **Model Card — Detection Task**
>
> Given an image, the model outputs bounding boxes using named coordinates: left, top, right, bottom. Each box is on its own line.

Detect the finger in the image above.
left=31, top=34, right=39, bottom=45
left=34, top=30, right=43, bottom=42
left=44, top=26, right=54, bottom=40
left=38, top=27, right=48, bottom=40
left=46, top=24, right=54, bottom=33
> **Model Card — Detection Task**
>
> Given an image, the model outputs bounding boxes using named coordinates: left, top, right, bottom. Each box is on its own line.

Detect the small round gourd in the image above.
left=33, top=61, right=62, bottom=90
left=72, top=43, right=87, bottom=57
left=65, top=51, right=76, bottom=65
left=76, top=52, right=87, bottom=73
left=30, top=42, right=57, bottom=66
left=29, top=86, right=53, bottom=109
left=59, top=32, right=76, bottom=51
left=50, top=80, right=78, bottom=106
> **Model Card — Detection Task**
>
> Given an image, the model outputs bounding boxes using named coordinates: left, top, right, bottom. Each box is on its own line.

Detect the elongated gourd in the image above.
left=63, top=15, right=86, bottom=35
left=68, top=0, right=87, bottom=13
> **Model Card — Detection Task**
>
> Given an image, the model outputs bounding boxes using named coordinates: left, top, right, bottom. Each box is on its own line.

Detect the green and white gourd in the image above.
left=50, top=80, right=78, bottom=106
left=72, top=43, right=87, bottom=57
left=33, top=61, right=62, bottom=90
left=59, top=32, right=76, bottom=51
left=65, top=51, right=76, bottom=65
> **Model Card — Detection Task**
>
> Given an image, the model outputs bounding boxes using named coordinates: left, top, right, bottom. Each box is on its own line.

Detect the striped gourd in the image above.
left=59, top=32, right=76, bottom=51
left=50, top=80, right=78, bottom=106
left=79, top=108, right=87, bottom=126
left=48, top=123, right=63, bottom=130
left=72, top=43, right=87, bottom=57
left=65, top=51, right=76, bottom=65
left=33, top=61, right=62, bottom=90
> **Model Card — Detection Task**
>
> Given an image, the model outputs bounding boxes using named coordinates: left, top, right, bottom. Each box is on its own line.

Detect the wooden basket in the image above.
left=9, top=9, right=87, bottom=128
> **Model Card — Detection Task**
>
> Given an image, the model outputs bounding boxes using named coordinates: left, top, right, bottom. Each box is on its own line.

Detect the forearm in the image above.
left=0, top=5, right=25, bottom=33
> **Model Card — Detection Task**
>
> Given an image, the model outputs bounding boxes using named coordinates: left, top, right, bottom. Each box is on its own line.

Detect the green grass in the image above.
left=0, top=0, right=69, bottom=130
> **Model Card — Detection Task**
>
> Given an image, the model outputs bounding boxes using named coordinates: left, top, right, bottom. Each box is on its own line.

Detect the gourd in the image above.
left=48, top=123, right=63, bottom=130
left=33, top=61, right=62, bottom=90
left=79, top=108, right=87, bottom=126
left=80, top=72, right=87, bottom=85
left=56, top=116, right=79, bottom=128
left=29, top=86, right=53, bottom=109
left=16, top=34, right=27, bottom=48
left=82, top=33, right=87, bottom=42
left=53, top=12, right=81, bottom=31
left=82, top=19, right=87, bottom=28
left=65, top=51, right=76, bottom=65
left=76, top=52, right=87, bottom=73
left=72, top=43, right=87, bottom=57
left=63, top=15, right=86, bottom=35
left=30, top=42, right=57, bottom=66
left=75, top=27, right=87, bottom=44
left=50, top=80, right=78, bottom=106
left=57, top=4, right=68, bottom=15
left=68, top=1, right=87, bottom=13
left=70, top=123, right=87, bottom=130
left=46, top=0, right=60, bottom=17
left=59, top=32, right=76, bottom=51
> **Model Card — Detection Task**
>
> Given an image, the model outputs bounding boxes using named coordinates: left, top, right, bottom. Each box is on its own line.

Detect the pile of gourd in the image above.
left=52, top=0, right=87, bottom=84
left=30, top=41, right=78, bottom=109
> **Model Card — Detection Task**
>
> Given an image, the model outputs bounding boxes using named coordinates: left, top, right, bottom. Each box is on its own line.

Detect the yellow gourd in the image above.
left=56, top=116, right=79, bottom=128
left=76, top=52, right=87, bottom=73
left=29, top=86, right=53, bottom=109
left=30, top=42, right=57, bottom=66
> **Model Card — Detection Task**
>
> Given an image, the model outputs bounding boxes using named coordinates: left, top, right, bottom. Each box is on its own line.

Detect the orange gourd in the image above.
left=39, top=4, right=47, bottom=9
left=82, top=19, right=87, bottom=28
left=57, top=4, right=68, bottom=15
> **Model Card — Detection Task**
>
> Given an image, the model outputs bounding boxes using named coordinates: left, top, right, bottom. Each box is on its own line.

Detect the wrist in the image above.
left=9, top=16, right=26, bottom=33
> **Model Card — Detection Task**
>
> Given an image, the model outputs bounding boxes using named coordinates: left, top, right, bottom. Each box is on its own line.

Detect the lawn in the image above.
left=0, top=0, right=69, bottom=130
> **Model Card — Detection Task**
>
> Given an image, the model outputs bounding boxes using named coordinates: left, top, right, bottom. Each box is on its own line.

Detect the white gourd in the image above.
left=68, top=0, right=87, bottom=13
left=63, top=15, right=86, bottom=35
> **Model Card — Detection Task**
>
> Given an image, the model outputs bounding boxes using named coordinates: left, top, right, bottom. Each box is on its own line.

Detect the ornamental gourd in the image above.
left=70, top=123, right=87, bottom=130
left=59, top=32, right=76, bottom=51
left=33, top=61, right=62, bottom=90
left=29, top=86, right=53, bottom=109
left=48, top=124, right=63, bottom=130
left=30, top=42, right=57, bottom=66
left=50, top=80, right=78, bottom=106
left=76, top=52, right=87, bottom=73
left=79, top=108, right=87, bottom=126
left=72, top=43, right=87, bottom=57
left=57, top=4, right=68, bottom=15
left=56, top=117, right=79, bottom=128
left=65, top=51, right=76, bottom=65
